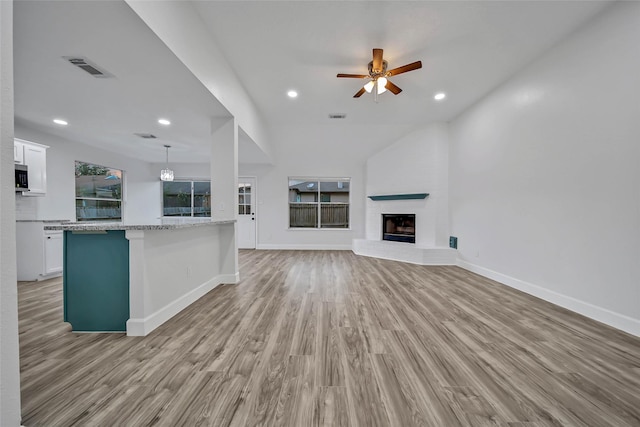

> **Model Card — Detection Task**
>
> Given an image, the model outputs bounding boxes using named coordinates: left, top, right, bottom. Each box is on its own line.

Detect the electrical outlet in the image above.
left=475, top=251, right=480, bottom=258
left=186, top=266, right=192, bottom=278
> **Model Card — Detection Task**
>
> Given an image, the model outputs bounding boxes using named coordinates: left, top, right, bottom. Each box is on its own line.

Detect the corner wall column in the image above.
left=125, top=230, right=147, bottom=336
left=211, top=117, right=239, bottom=281
left=0, top=0, right=23, bottom=425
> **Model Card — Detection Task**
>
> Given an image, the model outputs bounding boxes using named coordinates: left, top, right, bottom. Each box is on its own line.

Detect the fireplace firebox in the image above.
left=382, top=214, right=415, bottom=244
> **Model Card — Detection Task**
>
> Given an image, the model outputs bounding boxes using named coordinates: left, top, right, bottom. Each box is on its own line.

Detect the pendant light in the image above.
left=160, top=145, right=174, bottom=181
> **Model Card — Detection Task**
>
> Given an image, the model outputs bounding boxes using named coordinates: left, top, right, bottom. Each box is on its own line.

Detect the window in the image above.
left=238, top=182, right=252, bottom=215
left=75, top=161, right=123, bottom=222
left=288, top=178, right=350, bottom=228
left=163, top=180, right=211, bottom=217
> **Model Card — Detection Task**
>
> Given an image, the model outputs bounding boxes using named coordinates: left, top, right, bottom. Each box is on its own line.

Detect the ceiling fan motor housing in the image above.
left=368, top=60, right=388, bottom=77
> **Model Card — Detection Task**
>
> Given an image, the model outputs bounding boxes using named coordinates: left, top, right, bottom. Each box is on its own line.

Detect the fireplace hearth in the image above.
left=382, top=214, right=415, bottom=244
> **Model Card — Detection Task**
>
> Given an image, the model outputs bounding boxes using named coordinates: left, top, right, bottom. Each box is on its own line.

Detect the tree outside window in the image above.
left=75, top=161, right=123, bottom=222
left=163, top=180, right=211, bottom=217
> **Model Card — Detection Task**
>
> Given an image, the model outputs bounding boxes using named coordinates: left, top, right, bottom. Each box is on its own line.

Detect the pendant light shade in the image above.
left=377, top=77, right=388, bottom=94
left=363, top=77, right=388, bottom=95
left=363, top=80, right=375, bottom=93
left=160, top=145, right=174, bottom=181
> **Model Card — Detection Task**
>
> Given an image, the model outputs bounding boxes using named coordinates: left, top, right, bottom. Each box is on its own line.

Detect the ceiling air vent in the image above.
left=328, top=113, right=347, bottom=119
left=62, top=56, right=113, bottom=78
left=134, top=133, right=157, bottom=139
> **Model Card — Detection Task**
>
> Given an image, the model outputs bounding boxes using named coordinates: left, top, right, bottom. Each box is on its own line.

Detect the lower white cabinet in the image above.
left=17, top=221, right=64, bottom=281
left=44, top=231, right=63, bottom=275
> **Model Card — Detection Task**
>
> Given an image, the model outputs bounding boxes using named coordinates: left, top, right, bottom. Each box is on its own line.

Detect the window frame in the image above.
left=288, top=176, right=351, bottom=230
left=74, top=160, right=124, bottom=223
left=162, top=179, right=211, bottom=218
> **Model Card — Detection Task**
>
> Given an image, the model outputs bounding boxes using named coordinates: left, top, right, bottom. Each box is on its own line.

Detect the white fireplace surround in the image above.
left=354, top=197, right=455, bottom=265
left=356, top=123, right=452, bottom=265
left=352, top=238, right=457, bottom=265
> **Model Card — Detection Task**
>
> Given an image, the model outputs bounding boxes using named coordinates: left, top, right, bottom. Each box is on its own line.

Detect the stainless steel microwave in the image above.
left=15, top=164, right=29, bottom=191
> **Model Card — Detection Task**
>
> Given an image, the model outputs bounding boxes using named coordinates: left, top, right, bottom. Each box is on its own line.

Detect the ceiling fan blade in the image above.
left=337, top=73, right=369, bottom=78
left=353, top=87, right=366, bottom=98
left=386, top=60, right=422, bottom=76
left=372, top=48, right=383, bottom=72
left=385, top=80, right=402, bottom=95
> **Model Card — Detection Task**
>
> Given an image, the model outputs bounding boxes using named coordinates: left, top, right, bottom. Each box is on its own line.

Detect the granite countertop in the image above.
left=44, top=219, right=236, bottom=231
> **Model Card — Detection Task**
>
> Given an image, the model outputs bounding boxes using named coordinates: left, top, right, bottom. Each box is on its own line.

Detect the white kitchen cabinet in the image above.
left=14, top=140, right=24, bottom=164
left=17, top=221, right=64, bottom=281
left=21, top=141, right=48, bottom=195
left=44, top=231, right=64, bottom=275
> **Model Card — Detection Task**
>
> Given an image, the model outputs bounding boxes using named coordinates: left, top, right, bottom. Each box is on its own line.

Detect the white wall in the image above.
left=240, top=125, right=374, bottom=250
left=449, top=1, right=640, bottom=335
left=15, top=125, right=160, bottom=223
left=126, top=222, right=236, bottom=336
left=0, top=1, right=22, bottom=425
left=365, top=123, right=449, bottom=247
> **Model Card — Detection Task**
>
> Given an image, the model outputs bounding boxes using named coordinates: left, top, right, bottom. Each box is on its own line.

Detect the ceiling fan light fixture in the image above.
left=377, top=77, right=388, bottom=94
left=363, top=80, right=375, bottom=93
left=338, top=49, right=422, bottom=100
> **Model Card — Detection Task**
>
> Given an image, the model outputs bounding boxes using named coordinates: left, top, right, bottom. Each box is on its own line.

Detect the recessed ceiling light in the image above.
left=434, top=92, right=446, bottom=101
left=158, top=118, right=171, bottom=125
left=287, top=90, right=298, bottom=98
left=53, top=119, right=68, bottom=126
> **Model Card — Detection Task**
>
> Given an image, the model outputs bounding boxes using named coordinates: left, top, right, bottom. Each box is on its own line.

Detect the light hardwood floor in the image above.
left=19, top=250, right=640, bottom=426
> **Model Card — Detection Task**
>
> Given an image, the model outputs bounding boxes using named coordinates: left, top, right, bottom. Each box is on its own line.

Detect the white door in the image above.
left=238, top=177, right=256, bottom=249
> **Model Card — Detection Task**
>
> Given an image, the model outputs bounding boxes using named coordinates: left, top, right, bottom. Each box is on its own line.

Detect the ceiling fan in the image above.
left=337, top=48, right=422, bottom=99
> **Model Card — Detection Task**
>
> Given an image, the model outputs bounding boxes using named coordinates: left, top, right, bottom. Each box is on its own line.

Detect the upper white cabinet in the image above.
left=15, top=139, right=48, bottom=196
left=14, top=140, right=24, bottom=164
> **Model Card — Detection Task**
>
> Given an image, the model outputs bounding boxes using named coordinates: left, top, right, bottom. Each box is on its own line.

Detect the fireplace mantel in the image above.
left=367, top=193, right=429, bottom=201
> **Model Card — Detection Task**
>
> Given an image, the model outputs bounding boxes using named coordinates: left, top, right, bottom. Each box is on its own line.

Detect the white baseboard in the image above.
left=37, top=271, right=62, bottom=281
left=126, top=272, right=238, bottom=337
left=457, top=260, right=640, bottom=337
left=219, top=272, right=240, bottom=284
left=256, top=243, right=352, bottom=250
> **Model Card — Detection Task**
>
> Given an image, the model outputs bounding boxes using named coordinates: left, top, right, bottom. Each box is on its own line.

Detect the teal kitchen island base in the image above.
left=54, top=220, right=238, bottom=336
left=63, top=230, right=130, bottom=332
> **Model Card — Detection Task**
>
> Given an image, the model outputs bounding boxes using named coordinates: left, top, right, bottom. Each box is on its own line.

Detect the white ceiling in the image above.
left=13, top=0, right=611, bottom=163
left=14, top=0, right=236, bottom=164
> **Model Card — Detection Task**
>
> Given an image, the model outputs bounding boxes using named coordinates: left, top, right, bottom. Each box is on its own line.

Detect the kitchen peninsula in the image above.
left=46, top=220, right=238, bottom=336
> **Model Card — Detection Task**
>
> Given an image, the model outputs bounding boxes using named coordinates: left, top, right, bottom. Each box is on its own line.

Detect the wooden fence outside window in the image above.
left=289, top=203, right=349, bottom=228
